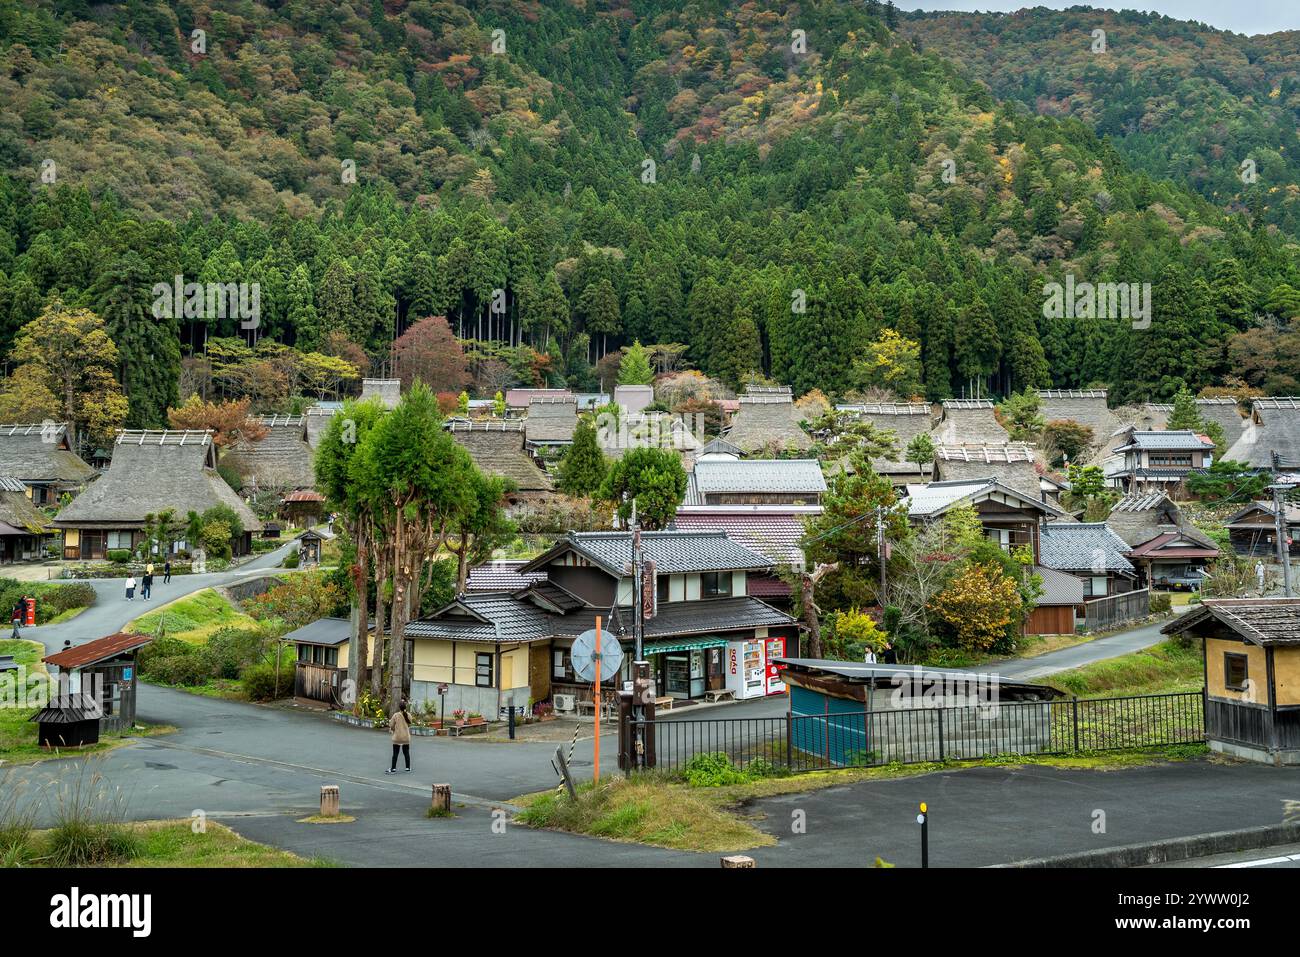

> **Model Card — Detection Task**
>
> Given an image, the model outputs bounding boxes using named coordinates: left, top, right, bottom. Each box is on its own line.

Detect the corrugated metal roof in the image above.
left=44, top=633, right=152, bottom=669
left=691, top=459, right=826, bottom=495
left=1035, top=566, right=1086, bottom=606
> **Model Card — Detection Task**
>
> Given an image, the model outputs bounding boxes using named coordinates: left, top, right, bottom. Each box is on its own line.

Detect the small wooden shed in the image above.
left=1163, top=598, right=1300, bottom=765
left=30, top=693, right=103, bottom=748
left=41, top=632, right=153, bottom=733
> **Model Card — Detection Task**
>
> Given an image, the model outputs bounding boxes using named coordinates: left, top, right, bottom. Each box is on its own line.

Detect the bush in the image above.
left=41, top=582, right=95, bottom=619
left=282, top=549, right=300, bottom=569
left=207, top=627, right=272, bottom=680
left=1150, top=593, right=1172, bottom=614
left=107, top=549, right=132, bottom=564
left=241, top=657, right=293, bottom=701
left=147, top=652, right=214, bottom=687
left=45, top=821, right=140, bottom=867
left=684, top=752, right=749, bottom=787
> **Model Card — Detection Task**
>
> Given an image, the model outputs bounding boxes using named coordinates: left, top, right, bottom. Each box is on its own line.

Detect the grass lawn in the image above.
left=1045, top=638, right=1204, bottom=697
left=127, top=589, right=258, bottom=643
left=7, top=819, right=330, bottom=867
left=514, top=744, right=1207, bottom=853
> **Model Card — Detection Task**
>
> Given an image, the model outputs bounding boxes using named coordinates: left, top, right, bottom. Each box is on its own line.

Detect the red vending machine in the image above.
left=764, top=636, right=787, bottom=695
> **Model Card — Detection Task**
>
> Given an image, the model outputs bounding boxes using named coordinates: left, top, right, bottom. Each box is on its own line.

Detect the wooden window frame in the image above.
left=1223, top=652, right=1249, bottom=692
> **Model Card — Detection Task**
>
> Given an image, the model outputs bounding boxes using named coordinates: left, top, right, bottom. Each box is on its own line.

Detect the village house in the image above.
left=1038, top=522, right=1139, bottom=598
left=903, top=477, right=1064, bottom=561
left=683, top=458, right=826, bottom=507
left=523, top=395, right=579, bottom=454
left=696, top=436, right=745, bottom=462
left=598, top=411, right=703, bottom=469
left=835, top=402, right=935, bottom=450
left=445, top=419, right=554, bottom=503
left=724, top=386, right=812, bottom=454
left=407, top=531, right=800, bottom=715
left=931, top=443, right=1041, bottom=499
left=1105, top=428, right=1215, bottom=495
left=52, top=430, right=259, bottom=559
left=505, top=388, right=572, bottom=415
left=673, top=505, right=818, bottom=606
left=0, top=475, right=53, bottom=562
left=1163, top=598, right=1300, bottom=765
left=613, top=384, right=654, bottom=414
left=1224, top=397, right=1300, bottom=469
left=930, top=399, right=1008, bottom=445
left=1106, top=491, right=1220, bottom=588
left=0, top=422, right=97, bottom=506
left=1036, top=389, right=1117, bottom=443
left=1026, top=566, right=1087, bottom=636
left=220, top=414, right=316, bottom=497
left=1224, top=500, right=1300, bottom=559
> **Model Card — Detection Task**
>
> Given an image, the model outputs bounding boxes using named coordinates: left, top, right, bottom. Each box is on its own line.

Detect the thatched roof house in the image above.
left=1224, top=397, right=1300, bottom=469
left=52, top=430, right=259, bottom=560
left=931, top=444, right=1041, bottom=498
left=0, top=475, right=51, bottom=562
left=0, top=422, right=97, bottom=505
left=524, top=396, right=579, bottom=447
left=446, top=420, right=553, bottom=496
left=932, top=400, right=1009, bottom=445
left=221, top=415, right=315, bottom=494
left=360, top=378, right=401, bottom=408
left=304, top=407, right=337, bottom=450
left=837, top=403, right=934, bottom=453
left=1036, top=390, right=1117, bottom=441
left=725, top=387, right=811, bottom=454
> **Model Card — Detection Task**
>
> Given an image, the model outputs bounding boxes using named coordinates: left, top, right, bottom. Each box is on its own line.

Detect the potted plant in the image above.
left=467, top=711, right=486, bottom=726
left=452, top=708, right=467, bottom=728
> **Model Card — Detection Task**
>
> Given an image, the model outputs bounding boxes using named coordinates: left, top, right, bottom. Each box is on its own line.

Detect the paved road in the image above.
left=1155, top=843, right=1300, bottom=869
left=996, top=615, right=1181, bottom=681
left=18, top=541, right=298, bottom=656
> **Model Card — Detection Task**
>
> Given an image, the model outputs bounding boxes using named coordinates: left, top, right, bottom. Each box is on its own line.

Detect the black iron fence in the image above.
left=632, top=691, right=1204, bottom=774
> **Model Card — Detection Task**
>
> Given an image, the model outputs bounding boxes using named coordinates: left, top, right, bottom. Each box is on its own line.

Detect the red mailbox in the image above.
left=23, top=596, right=35, bottom=626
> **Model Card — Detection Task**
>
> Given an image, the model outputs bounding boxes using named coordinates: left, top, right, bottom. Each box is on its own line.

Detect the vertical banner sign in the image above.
left=642, top=559, right=657, bottom=620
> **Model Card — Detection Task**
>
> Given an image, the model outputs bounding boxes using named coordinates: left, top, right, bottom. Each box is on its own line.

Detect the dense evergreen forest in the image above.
left=0, top=0, right=1298, bottom=435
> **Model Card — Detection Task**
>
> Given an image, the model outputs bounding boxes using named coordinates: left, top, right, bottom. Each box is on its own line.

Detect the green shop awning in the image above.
left=641, top=636, right=729, bottom=656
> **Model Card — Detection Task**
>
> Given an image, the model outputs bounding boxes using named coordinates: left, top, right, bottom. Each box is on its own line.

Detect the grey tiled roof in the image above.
left=522, top=530, right=774, bottom=576
left=1164, top=598, right=1300, bottom=647
left=688, top=459, right=826, bottom=498
left=1038, top=523, right=1136, bottom=574
left=1035, top=566, right=1085, bottom=606
left=282, top=617, right=352, bottom=647
left=551, top=596, right=796, bottom=640
left=405, top=593, right=554, bottom=643
left=1114, top=430, right=1213, bottom=451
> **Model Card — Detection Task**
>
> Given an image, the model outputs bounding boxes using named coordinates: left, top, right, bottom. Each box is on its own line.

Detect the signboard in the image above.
left=642, top=559, right=657, bottom=621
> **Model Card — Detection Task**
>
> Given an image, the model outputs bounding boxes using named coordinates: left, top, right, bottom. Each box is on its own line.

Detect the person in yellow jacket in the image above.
left=386, top=699, right=412, bottom=774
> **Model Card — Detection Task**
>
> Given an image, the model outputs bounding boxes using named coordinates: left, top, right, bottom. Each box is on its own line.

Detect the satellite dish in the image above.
left=570, top=627, right=624, bottom=683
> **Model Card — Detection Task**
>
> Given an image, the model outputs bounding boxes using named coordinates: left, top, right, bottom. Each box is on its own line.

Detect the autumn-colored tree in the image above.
left=929, top=563, right=1023, bottom=652
left=850, top=329, right=924, bottom=398
left=392, top=315, right=471, bottom=393
left=0, top=364, right=61, bottom=422
left=168, top=395, right=269, bottom=449
left=9, top=303, right=128, bottom=449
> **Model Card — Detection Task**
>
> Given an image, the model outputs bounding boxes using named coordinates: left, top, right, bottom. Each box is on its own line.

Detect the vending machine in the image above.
left=725, top=638, right=768, bottom=700
left=764, top=635, right=787, bottom=695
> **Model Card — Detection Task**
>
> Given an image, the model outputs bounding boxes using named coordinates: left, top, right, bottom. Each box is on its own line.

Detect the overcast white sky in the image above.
left=895, top=2, right=1300, bottom=36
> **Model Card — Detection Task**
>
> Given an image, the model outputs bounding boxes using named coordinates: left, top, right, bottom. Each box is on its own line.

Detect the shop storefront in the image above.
left=646, top=637, right=728, bottom=700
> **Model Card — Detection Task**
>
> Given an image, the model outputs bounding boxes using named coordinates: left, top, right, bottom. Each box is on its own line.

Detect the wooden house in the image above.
left=724, top=386, right=812, bottom=454
left=0, top=422, right=97, bottom=505
left=904, top=477, right=1064, bottom=561
left=931, top=400, right=1008, bottom=445
left=1106, top=428, right=1216, bottom=495
left=1223, top=398, right=1300, bottom=468
left=446, top=420, right=554, bottom=503
left=1106, top=491, right=1219, bottom=587
left=51, top=430, right=258, bottom=560
left=41, top=632, right=153, bottom=733
left=931, top=444, right=1041, bottom=499
left=1224, top=501, right=1300, bottom=559
left=0, top=475, right=52, bottom=562
left=220, top=414, right=315, bottom=497
left=1163, top=598, right=1300, bottom=765
left=683, top=459, right=826, bottom=507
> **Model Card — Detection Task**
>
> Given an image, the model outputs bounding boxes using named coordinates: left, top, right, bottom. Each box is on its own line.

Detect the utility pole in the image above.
left=630, top=498, right=647, bottom=769
left=1271, top=452, right=1295, bottom=598
left=876, top=504, right=886, bottom=600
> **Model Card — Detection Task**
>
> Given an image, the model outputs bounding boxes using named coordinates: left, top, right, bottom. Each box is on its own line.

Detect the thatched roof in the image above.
left=1224, top=398, right=1300, bottom=468
left=361, top=379, right=401, bottom=408
left=0, top=423, right=96, bottom=484
left=931, top=444, right=1040, bottom=497
left=932, top=400, right=1009, bottom=444
left=304, top=408, right=337, bottom=450
left=838, top=403, right=934, bottom=453
left=221, top=416, right=315, bottom=492
left=52, top=430, right=258, bottom=530
left=1036, top=390, right=1117, bottom=442
left=524, top=396, right=578, bottom=445
left=0, top=476, right=50, bottom=534
left=725, top=394, right=811, bottom=453
left=446, top=421, right=553, bottom=493
left=1194, top=398, right=1247, bottom=440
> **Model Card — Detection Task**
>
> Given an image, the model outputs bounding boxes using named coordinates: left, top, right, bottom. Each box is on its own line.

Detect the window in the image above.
left=701, top=572, right=732, bottom=598
left=1149, top=453, right=1192, bottom=468
left=553, top=650, right=574, bottom=680
left=298, top=645, right=312, bottom=663
left=323, top=647, right=338, bottom=668
left=475, top=653, right=494, bottom=688
left=657, top=575, right=669, bottom=603
left=1083, top=577, right=1108, bottom=597
left=1224, top=653, right=1249, bottom=692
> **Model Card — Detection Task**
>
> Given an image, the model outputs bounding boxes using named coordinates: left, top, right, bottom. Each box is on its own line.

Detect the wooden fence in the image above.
left=1083, top=587, right=1150, bottom=631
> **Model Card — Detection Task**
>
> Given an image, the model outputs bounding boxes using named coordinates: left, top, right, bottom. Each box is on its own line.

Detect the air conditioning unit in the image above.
left=553, top=694, right=576, bottom=713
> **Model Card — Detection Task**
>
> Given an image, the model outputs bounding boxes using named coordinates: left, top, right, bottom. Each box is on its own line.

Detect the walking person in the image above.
left=141, top=570, right=153, bottom=601
left=125, top=575, right=136, bottom=601
left=10, top=599, right=24, bottom=639
left=163, top=559, right=172, bottom=584
left=387, top=699, right=412, bottom=774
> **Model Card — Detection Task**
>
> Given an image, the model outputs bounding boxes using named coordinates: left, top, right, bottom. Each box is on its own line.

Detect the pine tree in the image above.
left=556, top=418, right=608, bottom=495
left=618, top=340, right=654, bottom=386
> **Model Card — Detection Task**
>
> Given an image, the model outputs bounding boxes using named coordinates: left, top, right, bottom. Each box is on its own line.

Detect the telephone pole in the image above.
left=1271, top=452, right=1295, bottom=598
left=876, top=504, right=886, bottom=600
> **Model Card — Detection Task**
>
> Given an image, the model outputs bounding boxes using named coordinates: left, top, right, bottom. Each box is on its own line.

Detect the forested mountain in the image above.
left=0, top=0, right=1298, bottom=434
left=900, top=7, right=1300, bottom=236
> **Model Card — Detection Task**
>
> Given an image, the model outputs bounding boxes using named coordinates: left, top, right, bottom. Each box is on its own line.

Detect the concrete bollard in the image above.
left=320, top=785, right=340, bottom=818
left=431, top=783, right=452, bottom=815
left=721, top=855, right=755, bottom=868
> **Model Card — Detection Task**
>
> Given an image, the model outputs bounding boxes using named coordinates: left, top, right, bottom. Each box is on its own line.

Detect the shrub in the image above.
left=45, top=821, right=140, bottom=867
left=147, top=652, right=214, bottom=687
left=1150, top=593, right=1172, bottom=614
left=282, top=549, right=300, bottom=569
left=107, top=549, right=132, bottom=564
left=41, top=582, right=95, bottom=619
left=207, top=627, right=272, bottom=680
left=241, top=657, right=293, bottom=701
left=683, top=752, right=749, bottom=787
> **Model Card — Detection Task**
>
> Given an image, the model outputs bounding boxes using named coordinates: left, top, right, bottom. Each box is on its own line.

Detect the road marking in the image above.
left=1215, top=853, right=1300, bottom=868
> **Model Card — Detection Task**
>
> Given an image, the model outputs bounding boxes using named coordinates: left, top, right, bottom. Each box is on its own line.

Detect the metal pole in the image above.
left=631, top=502, right=646, bottom=768
left=1271, top=481, right=1294, bottom=597
left=594, top=615, right=602, bottom=782
left=876, top=504, right=886, bottom=599
left=918, top=803, right=929, bottom=868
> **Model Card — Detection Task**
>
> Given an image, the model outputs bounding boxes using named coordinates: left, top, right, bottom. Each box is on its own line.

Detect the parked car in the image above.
left=1156, top=568, right=1207, bottom=591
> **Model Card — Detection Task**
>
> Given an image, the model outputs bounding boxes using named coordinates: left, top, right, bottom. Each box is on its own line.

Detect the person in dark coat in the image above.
left=141, top=571, right=153, bottom=601
left=10, top=600, right=24, bottom=639
left=163, top=559, right=172, bottom=584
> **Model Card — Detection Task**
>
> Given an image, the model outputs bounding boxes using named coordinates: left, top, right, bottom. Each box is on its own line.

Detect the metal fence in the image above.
left=633, top=691, right=1204, bottom=774
left=1083, top=587, right=1150, bottom=630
